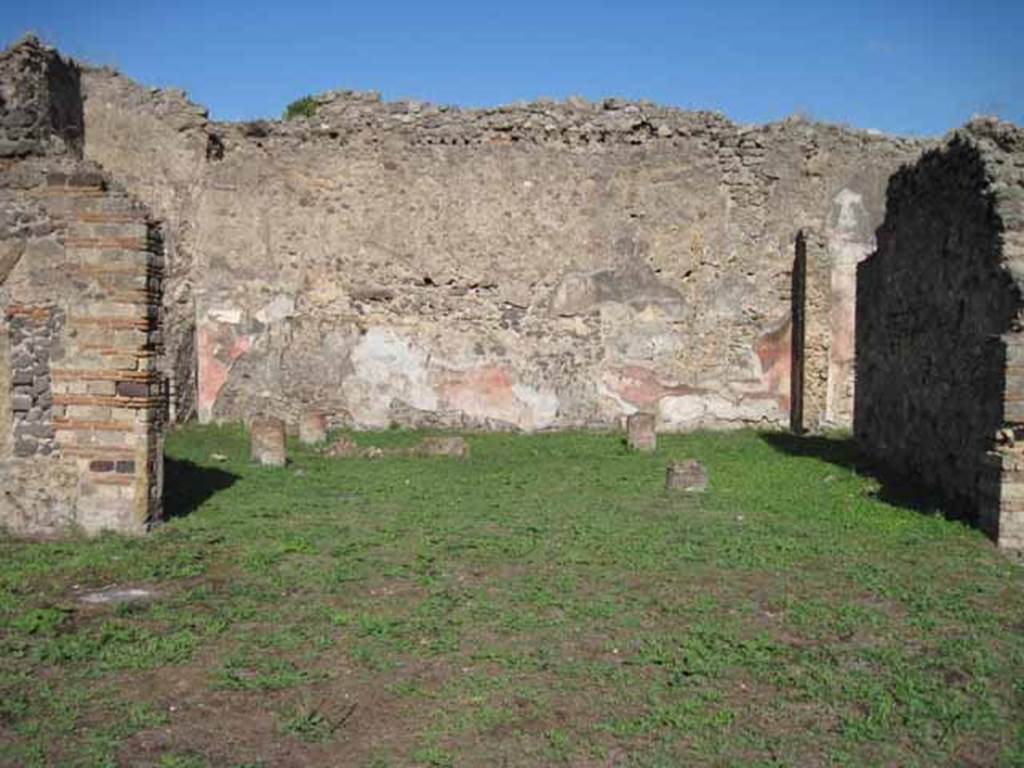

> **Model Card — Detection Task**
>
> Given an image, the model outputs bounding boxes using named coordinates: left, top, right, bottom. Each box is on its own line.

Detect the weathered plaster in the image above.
left=825, top=188, right=874, bottom=425
left=74, top=42, right=927, bottom=433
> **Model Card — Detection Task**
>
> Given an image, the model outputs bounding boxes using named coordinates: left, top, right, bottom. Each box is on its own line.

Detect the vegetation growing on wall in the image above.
left=283, top=95, right=317, bottom=121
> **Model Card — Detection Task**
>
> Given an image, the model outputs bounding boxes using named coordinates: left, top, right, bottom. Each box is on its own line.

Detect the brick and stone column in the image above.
left=0, top=38, right=166, bottom=536
left=44, top=171, right=166, bottom=534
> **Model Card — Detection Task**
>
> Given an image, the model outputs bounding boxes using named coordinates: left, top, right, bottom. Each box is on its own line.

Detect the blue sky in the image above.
left=3, top=0, right=1022, bottom=135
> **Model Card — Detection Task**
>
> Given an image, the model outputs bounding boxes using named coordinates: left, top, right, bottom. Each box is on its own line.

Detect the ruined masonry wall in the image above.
left=0, top=38, right=165, bottom=536
left=81, top=70, right=926, bottom=433
left=1, top=166, right=166, bottom=535
left=0, top=35, right=83, bottom=157
left=855, top=120, right=1024, bottom=551
left=8, top=305, right=62, bottom=456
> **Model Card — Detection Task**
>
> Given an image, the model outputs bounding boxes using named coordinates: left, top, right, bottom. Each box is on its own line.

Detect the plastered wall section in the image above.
left=80, top=70, right=925, bottom=433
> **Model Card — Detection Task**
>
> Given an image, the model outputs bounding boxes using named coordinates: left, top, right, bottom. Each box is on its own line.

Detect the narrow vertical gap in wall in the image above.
left=791, top=231, right=807, bottom=434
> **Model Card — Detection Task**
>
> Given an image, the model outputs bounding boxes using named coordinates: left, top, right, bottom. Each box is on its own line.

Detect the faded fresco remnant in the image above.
left=77, top=47, right=926, bottom=432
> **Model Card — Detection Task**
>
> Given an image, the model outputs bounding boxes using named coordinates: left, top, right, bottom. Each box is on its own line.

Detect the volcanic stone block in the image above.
left=0, top=36, right=83, bottom=158
left=410, top=436, right=470, bottom=458
left=627, top=412, right=657, bottom=452
left=324, top=434, right=359, bottom=457
left=299, top=411, right=327, bottom=445
left=251, top=418, right=286, bottom=467
left=666, top=459, right=708, bottom=492
left=11, top=394, right=32, bottom=412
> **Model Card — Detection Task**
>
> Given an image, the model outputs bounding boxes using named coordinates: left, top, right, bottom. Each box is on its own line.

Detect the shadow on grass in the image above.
left=760, top=432, right=949, bottom=517
left=163, top=457, right=240, bottom=521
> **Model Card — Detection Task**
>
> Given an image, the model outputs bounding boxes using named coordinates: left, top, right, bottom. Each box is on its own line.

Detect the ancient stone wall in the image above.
left=80, top=67, right=208, bottom=423
left=0, top=35, right=82, bottom=158
left=0, top=38, right=166, bottom=536
left=8, top=304, right=61, bottom=457
left=80, top=70, right=925, bottom=433
left=855, top=119, right=1024, bottom=552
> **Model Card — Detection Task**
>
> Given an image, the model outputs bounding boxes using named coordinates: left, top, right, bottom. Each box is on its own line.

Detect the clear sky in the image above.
left=3, top=0, right=1022, bottom=136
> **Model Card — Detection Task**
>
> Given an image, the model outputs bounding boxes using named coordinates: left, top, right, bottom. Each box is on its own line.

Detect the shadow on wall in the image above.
left=760, top=432, right=960, bottom=520
left=163, top=458, right=239, bottom=521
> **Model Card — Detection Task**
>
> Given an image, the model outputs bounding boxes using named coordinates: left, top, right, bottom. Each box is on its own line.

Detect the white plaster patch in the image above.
left=704, top=394, right=779, bottom=423
left=659, top=393, right=782, bottom=430
left=658, top=395, right=707, bottom=427
left=255, top=295, right=296, bottom=324
left=206, top=307, right=242, bottom=324
left=348, top=328, right=438, bottom=426
left=829, top=188, right=875, bottom=258
left=833, top=188, right=865, bottom=234
left=79, top=586, right=158, bottom=605
left=510, top=383, right=560, bottom=431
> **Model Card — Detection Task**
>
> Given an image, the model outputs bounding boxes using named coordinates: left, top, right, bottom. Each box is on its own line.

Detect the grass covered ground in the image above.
left=1, top=425, right=1022, bottom=767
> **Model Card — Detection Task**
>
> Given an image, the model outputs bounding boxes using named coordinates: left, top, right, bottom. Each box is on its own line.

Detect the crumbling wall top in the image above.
left=958, top=118, right=1024, bottom=283
left=875, top=118, right=1024, bottom=295
left=218, top=86, right=929, bottom=152
left=73, top=50, right=930, bottom=160
left=0, top=34, right=83, bottom=158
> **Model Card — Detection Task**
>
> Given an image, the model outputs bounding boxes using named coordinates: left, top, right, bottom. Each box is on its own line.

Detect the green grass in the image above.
left=1, top=425, right=1022, bottom=766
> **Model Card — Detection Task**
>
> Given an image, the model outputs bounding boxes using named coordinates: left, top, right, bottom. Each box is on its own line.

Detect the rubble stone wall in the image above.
left=7, top=304, right=61, bottom=457
left=0, top=38, right=166, bottom=536
left=855, top=120, right=1024, bottom=552
left=80, top=70, right=926, bottom=432
left=0, top=35, right=82, bottom=158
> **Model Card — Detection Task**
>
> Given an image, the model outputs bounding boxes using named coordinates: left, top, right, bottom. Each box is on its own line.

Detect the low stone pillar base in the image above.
left=666, top=460, right=708, bottom=492
left=251, top=418, right=286, bottom=467
left=299, top=411, right=327, bottom=445
left=627, top=412, right=657, bottom=452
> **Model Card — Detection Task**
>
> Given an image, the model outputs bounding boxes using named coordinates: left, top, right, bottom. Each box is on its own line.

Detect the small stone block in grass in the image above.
left=298, top=411, right=327, bottom=445
left=251, top=418, right=286, bottom=467
left=627, top=412, right=657, bottom=452
left=410, top=436, right=470, bottom=458
left=666, top=459, right=708, bottom=492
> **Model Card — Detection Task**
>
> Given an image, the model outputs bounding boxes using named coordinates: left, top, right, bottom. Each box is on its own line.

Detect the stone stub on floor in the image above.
left=627, top=412, right=657, bottom=452
left=298, top=411, right=327, bottom=445
left=251, top=418, right=286, bottom=467
left=666, top=459, right=708, bottom=492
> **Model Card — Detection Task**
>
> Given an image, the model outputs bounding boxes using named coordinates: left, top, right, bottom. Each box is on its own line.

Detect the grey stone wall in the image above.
left=80, top=69, right=926, bottom=432
left=8, top=305, right=61, bottom=456
left=855, top=119, right=1024, bottom=552
left=0, top=35, right=82, bottom=158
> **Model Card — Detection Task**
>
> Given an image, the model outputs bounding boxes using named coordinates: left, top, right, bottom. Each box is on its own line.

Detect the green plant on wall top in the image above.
left=283, top=95, right=317, bottom=121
